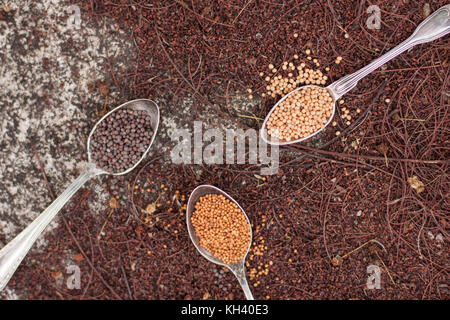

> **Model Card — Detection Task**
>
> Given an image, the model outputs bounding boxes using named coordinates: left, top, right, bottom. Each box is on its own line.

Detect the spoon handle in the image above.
left=328, top=4, right=450, bottom=100
left=231, top=261, right=254, bottom=300
left=0, top=168, right=98, bottom=290
left=238, top=277, right=254, bottom=300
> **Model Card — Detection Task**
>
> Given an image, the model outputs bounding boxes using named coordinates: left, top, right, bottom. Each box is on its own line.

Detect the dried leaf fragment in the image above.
left=377, top=143, right=388, bottom=155
left=408, top=176, right=425, bottom=194
left=202, top=292, right=211, bottom=300
left=51, top=271, right=63, bottom=279
left=73, top=253, right=84, bottom=262
left=350, top=138, right=360, bottom=150
left=146, top=202, right=157, bottom=214
left=392, top=111, right=401, bottom=123
left=109, top=197, right=120, bottom=209
left=423, top=3, right=431, bottom=18
left=377, top=143, right=389, bottom=167
left=332, top=255, right=343, bottom=266
left=97, top=82, right=110, bottom=96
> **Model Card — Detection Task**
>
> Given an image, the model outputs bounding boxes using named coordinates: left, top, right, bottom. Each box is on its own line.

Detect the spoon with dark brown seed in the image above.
left=0, top=99, right=160, bottom=290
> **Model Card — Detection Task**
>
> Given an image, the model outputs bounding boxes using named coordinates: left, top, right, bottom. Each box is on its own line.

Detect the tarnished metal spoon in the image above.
left=261, top=4, right=450, bottom=146
left=186, top=185, right=254, bottom=300
left=0, top=99, right=160, bottom=290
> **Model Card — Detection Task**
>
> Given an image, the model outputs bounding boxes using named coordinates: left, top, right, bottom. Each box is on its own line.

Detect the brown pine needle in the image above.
left=398, top=118, right=426, bottom=122
left=237, top=114, right=264, bottom=121
left=341, top=239, right=387, bottom=259
left=375, top=251, right=396, bottom=287
left=232, top=0, right=253, bottom=24
left=97, top=209, right=114, bottom=239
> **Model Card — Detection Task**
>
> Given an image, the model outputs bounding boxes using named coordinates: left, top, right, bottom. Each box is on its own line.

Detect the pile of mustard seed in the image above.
left=266, top=86, right=334, bottom=141
left=191, top=194, right=251, bottom=264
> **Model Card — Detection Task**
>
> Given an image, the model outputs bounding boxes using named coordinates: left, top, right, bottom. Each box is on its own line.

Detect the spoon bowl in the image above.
left=87, top=98, right=160, bottom=175
left=186, top=185, right=254, bottom=300
left=260, top=84, right=336, bottom=146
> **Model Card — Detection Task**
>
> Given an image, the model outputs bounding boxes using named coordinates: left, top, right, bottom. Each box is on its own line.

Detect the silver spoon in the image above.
left=186, top=185, right=254, bottom=300
left=261, top=4, right=450, bottom=146
left=0, top=99, right=160, bottom=290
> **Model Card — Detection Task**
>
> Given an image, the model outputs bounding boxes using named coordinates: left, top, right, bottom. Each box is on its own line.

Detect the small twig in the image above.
left=398, top=118, right=426, bottom=122
left=417, top=217, right=426, bottom=260
left=105, top=50, right=121, bottom=94
left=291, top=144, right=449, bottom=165
left=119, top=254, right=133, bottom=300
left=375, top=251, right=396, bottom=287
left=97, top=209, right=114, bottom=239
left=341, top=239, right=387, bottom=259
left=232, top=0, right=253, bottom=24
left=32, top=144, right=55, bottom=198
left=237, top=113, right=264, bottom=121
left=372, top=64, right=444, bottom=74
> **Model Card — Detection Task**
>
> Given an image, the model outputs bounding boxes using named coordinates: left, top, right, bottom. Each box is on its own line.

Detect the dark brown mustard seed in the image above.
left=90, top=108, right=154, bottom=173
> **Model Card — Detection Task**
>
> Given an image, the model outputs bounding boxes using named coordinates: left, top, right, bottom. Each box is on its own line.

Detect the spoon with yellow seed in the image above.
left=186, top=185, right=254, bottom=300
left=261, top=4, right=450, bottom=145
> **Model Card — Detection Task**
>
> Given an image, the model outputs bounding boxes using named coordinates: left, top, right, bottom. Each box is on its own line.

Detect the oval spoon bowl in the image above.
left=186, top=185, right=252, bottom=266
left=260, top=85, right=336, bottom=146
left=87, top=98, right=160, bottom=176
